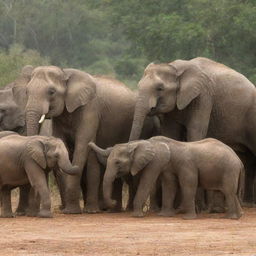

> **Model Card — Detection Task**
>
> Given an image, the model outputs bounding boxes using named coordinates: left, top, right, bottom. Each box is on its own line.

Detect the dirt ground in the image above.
left=1, top=204, right=256, bottom=256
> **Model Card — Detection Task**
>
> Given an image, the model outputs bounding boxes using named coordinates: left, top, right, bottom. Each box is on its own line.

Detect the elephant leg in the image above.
left=84, top=151, right=101, bottom=213
left=126, top=174, right=139, bottom=211
left=235, top=150, right=256, bottom=206
left=1, top=187, right=13, bottom=218
left=81, top=166, right=87, bottom=210
left=149, top=176, right=162, bottom=212
left=26, top=187, right=40, bottom=217
left=149, top=184, right=159, bottom=212
left=64, top=111, right=99, bottom=214
left=222, top=191, right=241, bottom=219
left=132, top=165, right=160, bottom=217
left=15, top=184, right=30, bottom=216
left=85, top=151, right=101, bottom=213
left=158, top=172, right=177, bottom=217
left=111, top=178, right=123, bottom=212
left=25, top=161, right=52, bottom=218
left=206, top=191, right=225, bottom=213
left=53, top=167, right=66, bottom=211
left=178, top=169, right=198, bottom=219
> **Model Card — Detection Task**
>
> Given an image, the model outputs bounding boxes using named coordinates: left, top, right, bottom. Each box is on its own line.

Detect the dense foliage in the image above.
left=0, top=0, right=255, bottom=88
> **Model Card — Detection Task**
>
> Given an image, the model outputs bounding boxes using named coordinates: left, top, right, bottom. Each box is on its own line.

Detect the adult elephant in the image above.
left=3, top=66, right=52, bottom=215
left=0, top=88, right=25, bottom=133
left=15, top=66, right=158, bottom=214
left=129, top=57, right=256, bottom=203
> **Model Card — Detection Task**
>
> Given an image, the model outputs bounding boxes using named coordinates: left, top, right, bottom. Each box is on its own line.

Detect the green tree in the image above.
left=0, top=44, right=49, bottom=87
left=107, top=0, right=256, bottom=83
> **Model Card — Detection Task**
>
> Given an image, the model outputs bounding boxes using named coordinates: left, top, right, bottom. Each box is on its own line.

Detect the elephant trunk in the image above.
left=25, top=92, right=49, bottom=136
left=58, top=154, right=80, bottom=176
left=103, top=169, right=117, bottom=208
left=129, top=96, right=149, bottom=141
left=88, top=142, right=112, bottom=157
left=25, top=110, right=42, bottom=136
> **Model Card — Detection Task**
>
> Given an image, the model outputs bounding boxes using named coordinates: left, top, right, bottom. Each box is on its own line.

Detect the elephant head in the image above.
left=129, top=60, right=206, bottom=141
left=89, top=140, right=156, bottom=208
left=0, top=89, right=25, bottom=133
left=27, top=136, right=79, bottom=175
left=13, top=66, right=96, bottom=136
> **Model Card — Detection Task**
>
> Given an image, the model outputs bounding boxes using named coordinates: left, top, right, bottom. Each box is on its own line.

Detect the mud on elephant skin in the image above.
left=90, top=136, right=244, bottom=220
left=129, top=57, right=256, bottom=204
left=0, top=133, right=79, bottom=218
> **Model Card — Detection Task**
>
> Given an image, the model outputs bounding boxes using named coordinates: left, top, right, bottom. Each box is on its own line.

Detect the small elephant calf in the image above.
left=0, top=132, right=79, bottom=218
left=90, top=136, right=244, bottom=219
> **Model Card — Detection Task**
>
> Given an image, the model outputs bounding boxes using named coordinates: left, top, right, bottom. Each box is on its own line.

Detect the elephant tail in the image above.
left=237, top=162, right=245, bottom=204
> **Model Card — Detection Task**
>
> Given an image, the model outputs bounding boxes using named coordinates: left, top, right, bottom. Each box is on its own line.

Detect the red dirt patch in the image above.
left=0, top=208, right=256, bottom=256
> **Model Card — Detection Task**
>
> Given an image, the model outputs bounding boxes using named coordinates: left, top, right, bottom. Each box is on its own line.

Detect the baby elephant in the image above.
left=89, top=136, right=244, bottom=219
left=0, top=133, right=79, bottom=218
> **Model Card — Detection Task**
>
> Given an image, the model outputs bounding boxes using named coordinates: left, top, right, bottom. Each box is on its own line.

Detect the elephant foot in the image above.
left=107, top=207, right=123, bottom=213
left=15, top=210, right=26, bottom=216
left=222, top=213, right=242, bottom=220
left=241, top=202, right=256, bottom=208
left=26, top=210, right=38, bottom=217
left=149, top=205, right=160, bottom=213
left=175, top=207, right=186, bottom=214
left=182, top=213, right=197, bottom=220
left=207, top=206, right=225, bottom=214
left=62, top=205, right=82, bottom=214
left=38, top=210, right=53, bottom=218
left=84, top=205, right=101, bottom=214
left=1, top=212, right=15, bottom=218
left=132, top=211, right=145, bottom=218
left=158, top=210, right=175, bottom=217
left=59, top=205, right=65, bottom=211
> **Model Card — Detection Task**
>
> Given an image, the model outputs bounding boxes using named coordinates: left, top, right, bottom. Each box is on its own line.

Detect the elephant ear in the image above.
left=21, top=65, right=34, bottom=78
left=129, top=141, right=155, bottom=176
left=11, top=65, right=34, bottom=110
left=63, top=69, right=96, bottom=113
left=12, top=85, right=28, bottom=111
left=26, top=140, right=47, bottom=169
left=169, top=60, right=201, bottom=110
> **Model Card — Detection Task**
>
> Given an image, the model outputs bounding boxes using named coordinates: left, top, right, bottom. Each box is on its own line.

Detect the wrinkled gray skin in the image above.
left=0, top=88, right=25, bottom=133
left=0, top=133, right=79, bottom=218
left=129, top=57, right=256, bottom=203
left=91, top=136, right=244, bottom=219
left=0, top=87, right=27, bottom=214
left=4, top=68, right=53, bottom=215
left=15, top=66, right=158, bottom=214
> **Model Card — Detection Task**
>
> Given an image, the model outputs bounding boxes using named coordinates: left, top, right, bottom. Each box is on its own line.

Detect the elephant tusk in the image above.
left=38, top=114, right=46, bottom=124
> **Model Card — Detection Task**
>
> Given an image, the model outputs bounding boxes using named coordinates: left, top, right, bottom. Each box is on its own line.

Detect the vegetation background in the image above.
left=0, top=0, right=255, bottom=89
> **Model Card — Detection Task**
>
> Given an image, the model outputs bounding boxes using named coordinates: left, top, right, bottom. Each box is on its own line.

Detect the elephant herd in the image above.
left=0, top=57, right=255, bottom=220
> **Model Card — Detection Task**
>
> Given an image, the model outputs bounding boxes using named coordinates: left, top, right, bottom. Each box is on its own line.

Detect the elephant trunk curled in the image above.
left=58, top=155, right=79, bottom=176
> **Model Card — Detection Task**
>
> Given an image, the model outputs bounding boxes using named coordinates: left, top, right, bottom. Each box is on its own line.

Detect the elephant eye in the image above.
left=48, top=87, right=56, bottom=96
left=115, top=160, right=121, bottom=165
left=156, top=84, right=164, bottom=91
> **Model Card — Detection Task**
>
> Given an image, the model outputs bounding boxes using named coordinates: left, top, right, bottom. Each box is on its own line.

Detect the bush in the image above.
left=0, top=44, right=50, bottom=88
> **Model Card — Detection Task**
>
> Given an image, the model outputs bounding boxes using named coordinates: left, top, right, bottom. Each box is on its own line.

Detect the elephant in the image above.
left=0, top=88, right=25, bottom=133
left=129, top=57, right=256, bottom=204
left=13, top=65, right=158, bottom=214
left=89, top=136, right=244, bottom=219
left=0, top=132, right=79, bottom=218
left=3, top=70, right=53, bottom=215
